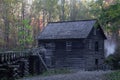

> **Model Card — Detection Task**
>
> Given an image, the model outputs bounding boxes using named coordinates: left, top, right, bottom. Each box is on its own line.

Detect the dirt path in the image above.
left=18, top=70, right=111, bottom=80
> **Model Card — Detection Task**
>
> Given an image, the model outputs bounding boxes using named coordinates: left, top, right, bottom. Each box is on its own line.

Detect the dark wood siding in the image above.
left=38, top=26, right=105, bottom=70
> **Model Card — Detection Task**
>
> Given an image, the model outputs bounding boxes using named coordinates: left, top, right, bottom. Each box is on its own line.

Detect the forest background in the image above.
left=0, top=0, right=120, bottom=64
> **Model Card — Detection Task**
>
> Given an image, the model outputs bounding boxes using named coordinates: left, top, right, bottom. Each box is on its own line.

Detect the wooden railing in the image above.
left=0, top=51, right=30, bottom=64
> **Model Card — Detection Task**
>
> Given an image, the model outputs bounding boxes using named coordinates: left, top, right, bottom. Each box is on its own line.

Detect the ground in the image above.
left=18, top=70, right=112, bottom=80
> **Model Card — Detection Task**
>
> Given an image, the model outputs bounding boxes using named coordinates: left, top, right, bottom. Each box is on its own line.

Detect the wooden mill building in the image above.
left=37, top=19, right=106, bottom=70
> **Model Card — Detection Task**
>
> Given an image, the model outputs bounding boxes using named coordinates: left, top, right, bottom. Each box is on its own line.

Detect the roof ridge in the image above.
left=48, top=19, right=97, bottom=23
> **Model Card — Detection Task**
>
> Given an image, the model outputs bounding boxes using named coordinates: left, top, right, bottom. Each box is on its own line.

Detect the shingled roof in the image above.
left=38, top=19, right=97, bottom=40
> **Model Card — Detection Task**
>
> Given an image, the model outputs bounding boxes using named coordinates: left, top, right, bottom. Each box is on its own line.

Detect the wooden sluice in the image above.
left=0, top=48, right=47, bottom=80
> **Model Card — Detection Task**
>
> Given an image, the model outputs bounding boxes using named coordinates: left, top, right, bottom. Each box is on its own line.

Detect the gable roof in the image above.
left=38, top=19, right=101, bottom=40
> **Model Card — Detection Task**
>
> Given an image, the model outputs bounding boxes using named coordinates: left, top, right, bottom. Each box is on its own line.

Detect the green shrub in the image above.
left=106, top=70, right=120, bottom=80
left=105, top=52, right=120, bottom=70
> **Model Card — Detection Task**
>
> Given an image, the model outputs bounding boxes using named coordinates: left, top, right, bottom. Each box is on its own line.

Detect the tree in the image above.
left=0, top=0, right=119, bottom=51
left=18, top=19, right=33, bottom=49
left=0, top=0, right=19, bottom=50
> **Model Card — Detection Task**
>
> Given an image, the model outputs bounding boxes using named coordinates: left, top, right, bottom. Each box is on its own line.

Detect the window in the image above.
left=95, top=41, right=99, bottom=51
left=95, top=59, right=98, bottom=65
left=88, top=40, right=92, bottom=49
left=45, top=43, right=55, bottom=51
left=66, top=41, right=72, bottom=51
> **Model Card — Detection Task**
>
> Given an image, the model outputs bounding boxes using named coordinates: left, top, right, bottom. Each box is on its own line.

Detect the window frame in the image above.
left=66, top=41, right=72, bottom=51
left=95, top=41, right=99, bottom=51
left=95, top=59, right=98, bottom=65
left=88, top=40, right=92, bottom=49
left=45, top=42, right=55, bottom=51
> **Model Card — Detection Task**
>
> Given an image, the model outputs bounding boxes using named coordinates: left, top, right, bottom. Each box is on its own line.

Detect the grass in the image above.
left=16, top=68, right=72, bottom=80
left=41, top=68, right=72, bottom=76
left=105, top=70, right=120, bottom=80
